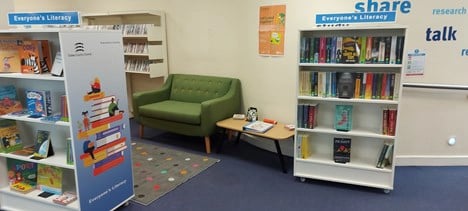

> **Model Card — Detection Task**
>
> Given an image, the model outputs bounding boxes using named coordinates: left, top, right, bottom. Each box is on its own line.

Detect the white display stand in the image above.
left=294, top=26, right=406, bottom=192
left=81, top=10, right=169, bottom=115
left=0, top=29, right=134, bottom=210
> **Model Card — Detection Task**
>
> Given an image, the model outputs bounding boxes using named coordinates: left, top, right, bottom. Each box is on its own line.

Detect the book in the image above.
left=66, top=137, right=74, bottom=165
left=300, top=134, right=311, bottom=158
left=53, top=191, right=77, bottom=205
left=0, top=38, right=21, bottom=73
left=341, top=36, right=359, bottom=63
left=50, top=51, right=63, bottom=76
left=37, top=163, right=63, bottom=195
left=0, top=119, right=23, bottom=153
left=38, top=40, right=52, bottom=73
left=6, top=158, right=38, bottom=192
left=333, top=137, right=351, bottom=163
left=334, top=105, right=353, bottom=131
left=0, top=85, right=23, bottom=115
left=32, top=130, right=54, bottom=159
left=242, top=121, right=274, bottom=133
left=25, top=89, right=52, bottom=117
left=10, top=145, right=35, bottom=157
left=376, top=143, right=390, bottom=168
left=377, top=142, right=394, bottom=168
left=18, top=40, right=41, bottom=74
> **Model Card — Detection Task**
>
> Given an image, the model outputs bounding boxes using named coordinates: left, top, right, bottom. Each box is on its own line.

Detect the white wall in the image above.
left=0, top=0, right=14, bottom=29
left=12, top=0, right=468, bottom=165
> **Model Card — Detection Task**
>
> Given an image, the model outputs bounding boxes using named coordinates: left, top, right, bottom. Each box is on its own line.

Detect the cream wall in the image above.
left=0, top=0, right=14, bottom=28
left=11, top=0, right=468, bottom=165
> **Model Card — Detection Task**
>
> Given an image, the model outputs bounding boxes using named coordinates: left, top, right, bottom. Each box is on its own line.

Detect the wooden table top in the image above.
left=216, top=118, right=295, bottom=140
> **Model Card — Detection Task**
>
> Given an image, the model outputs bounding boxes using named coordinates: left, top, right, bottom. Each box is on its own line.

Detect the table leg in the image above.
left=216, top=128, right=226, bottom=153
left=274, top=140, right=287, bottom=173
left=235, top=131, right=242, bottom=145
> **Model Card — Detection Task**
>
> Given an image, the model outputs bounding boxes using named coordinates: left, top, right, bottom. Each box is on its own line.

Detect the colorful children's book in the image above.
left=0, top=119, right=23, bottom=153
left=6, top=158, right=38, bottom=192
left=0, top=38, right=22, bottom=73
left=37, top=163, right=63, bottom=194
left=53, top=191, right=77, bottom=205
left=18, top=40, right=41, bottom=74
left=32, top=130, right=54, bottom=159
left=25, top=89, right=52, bottom=117
left=0, top=85, right=23, bottom=115
left=10, top=145, right=35, bottom=157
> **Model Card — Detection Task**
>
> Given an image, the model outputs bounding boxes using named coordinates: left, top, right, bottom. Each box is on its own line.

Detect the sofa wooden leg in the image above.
left=204, top=136, right=211, bottom=154
left=139, top=125, right=144, bottom=138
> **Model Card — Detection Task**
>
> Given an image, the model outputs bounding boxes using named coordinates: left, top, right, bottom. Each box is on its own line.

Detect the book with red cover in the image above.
left=318, top=37, right=327, bottom=63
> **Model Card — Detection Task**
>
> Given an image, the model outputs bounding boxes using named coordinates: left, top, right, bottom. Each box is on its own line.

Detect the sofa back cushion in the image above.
left=170, top=74, right=232, bottom=103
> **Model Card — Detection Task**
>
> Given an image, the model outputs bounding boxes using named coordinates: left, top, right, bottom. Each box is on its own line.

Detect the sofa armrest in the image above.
left=200, top=79, right=241, bottom=134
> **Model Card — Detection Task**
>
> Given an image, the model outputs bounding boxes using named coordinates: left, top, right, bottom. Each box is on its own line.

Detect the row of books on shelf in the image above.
left=297, top=103, right=397, bottom=136
left=0, top=123, right=71, bottom=162
left=299, top=35, right=405, bottom=64
left=299, top=71, right=401, bottom=100
left=7, top=158, right=77, bottom=205
left=124, top=59, right=151, bottom=72
left=0, top=85, right=68, bottom=122
left=296, top=134, right=394, bottom=168
left=0, top=38, right=53, bottom=74
left=84, top=24, right=152, bottom=36
left=124, top=42, right=149, bottom=54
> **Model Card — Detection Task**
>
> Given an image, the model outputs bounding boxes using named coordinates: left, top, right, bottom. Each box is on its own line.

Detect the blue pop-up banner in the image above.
left=8, top=11, right=80, bottom=25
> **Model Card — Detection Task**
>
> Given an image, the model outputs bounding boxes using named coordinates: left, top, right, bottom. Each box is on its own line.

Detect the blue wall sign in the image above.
left=316, top=11, right=396, bottom=24
left=8, top=11, right=80, bottom=25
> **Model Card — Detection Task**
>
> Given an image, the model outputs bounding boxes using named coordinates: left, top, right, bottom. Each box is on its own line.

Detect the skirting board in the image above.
left=396, top=155, right=468, bottom=166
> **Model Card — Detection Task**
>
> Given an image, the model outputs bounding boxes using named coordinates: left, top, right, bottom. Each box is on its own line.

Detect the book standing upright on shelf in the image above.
left=31, top=130, right=54, bottom=159
left=0, top=85, right=23, bottom=115
left=25, top=89, right=52, bottom=118
left=0, top=38, right=22, bottom=73
left=334, top=105, right=353, bottom=131
left=18, top=40, right=41, bottom=74
left=0, top=119, right=23, bottom=153
left=333, top=137, right=351, bottom=163
left=7, top=158, right=38, bottom=193
left=37, top=163, right=63, bottom=194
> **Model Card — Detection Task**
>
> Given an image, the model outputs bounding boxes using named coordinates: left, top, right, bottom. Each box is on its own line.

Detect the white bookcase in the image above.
left=0, top=29, right=134, bottom=210
left=294, top=26, right=406, bottom=192
left=81, top=10, right=169, bottom=114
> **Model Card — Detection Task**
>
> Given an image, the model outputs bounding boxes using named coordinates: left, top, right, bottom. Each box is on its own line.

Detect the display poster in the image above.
left=405, top=49, right=426, bottom=76
left=60, top=31, right=134, bottom=210
left=259, top=4, right=286, bottom=56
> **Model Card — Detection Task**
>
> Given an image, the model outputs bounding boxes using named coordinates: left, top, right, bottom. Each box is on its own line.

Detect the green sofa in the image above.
left=132, top=74, right=242, bottom=153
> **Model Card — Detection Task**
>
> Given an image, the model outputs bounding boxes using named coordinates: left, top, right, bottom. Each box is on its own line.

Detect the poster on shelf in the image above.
left=60, top=30, right=133, bottom=211
left=259, top=4, right=286, bottom=56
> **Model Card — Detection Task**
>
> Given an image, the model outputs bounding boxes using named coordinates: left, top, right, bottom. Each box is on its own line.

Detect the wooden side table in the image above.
left=216, top=118, right=294, bottom=173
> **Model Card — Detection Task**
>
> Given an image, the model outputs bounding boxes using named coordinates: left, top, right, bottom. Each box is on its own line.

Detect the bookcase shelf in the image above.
left=82, top=10, right=169, bottom=116
left=295, top=25, right=406, bottom=192
left=0, top=29, right=134, bottom=210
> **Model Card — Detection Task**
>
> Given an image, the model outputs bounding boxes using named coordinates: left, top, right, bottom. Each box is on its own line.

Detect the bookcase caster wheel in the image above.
left=299, top=177, right=307, bottom=182
left=383, top=189, right=391, bottom=194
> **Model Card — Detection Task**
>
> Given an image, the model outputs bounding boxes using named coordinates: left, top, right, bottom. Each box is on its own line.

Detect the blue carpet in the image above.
left=117, top=120, right=468, bottom=211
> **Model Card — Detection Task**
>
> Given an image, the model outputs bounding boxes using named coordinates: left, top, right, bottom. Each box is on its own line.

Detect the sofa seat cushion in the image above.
left=138, top=100, right=201, bottom=125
